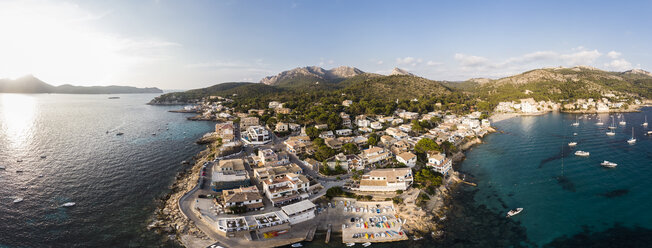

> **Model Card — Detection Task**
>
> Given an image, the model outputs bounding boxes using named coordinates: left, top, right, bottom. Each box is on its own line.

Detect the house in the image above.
left=342, top=117, right=352, bottom=127
left=215, top=122, right=235, bottom=141
left=275, top=122, right=289, bottom=132
left=288, top=123, right=301, bottom=131
left=399, top=124, right=412, bottom=133
left=335, top=129, right=353, bottom=136
left=342, top=100, right=353, bottom=106
left=324, top=138, right=343, bottom=150
left=359, top=146, right=391, bottom=166
left=315, top=124, right=328, bottom=130
left=212, top=168, right=250, bottom=192
left=319, top=130, right=335, bottom=139
left=326, top=153, right=362, bottom=171
left=391, top=140, right=410, bottom=154
left=357, top=168, right=413, bottom=192
left=302, top=158, right=320, bottom=171
left=357, top=119, right=370, bottom=128
left=396, top=152, right=417, bottom=167
left=216, top=159, right=246, bottom=172
left=391, top=118, right=404, bottom=125
left=358, top=127, right=372, bottom=133
left=380, top=135, right=396, bottom=146
left=244, top=126, right=271, bottom=145
left=370, top=121, right=383, bottom=130
left=262, top=173, right=310, bottom=206
left=399, top=112, right=419, bottom=120
left=275, top=107, right=291, bottom=114
left=241, top=117, right=260, bottom=129
left=222, top=186, right=264, bottom=212
left=256, top=149, right=290, bottom=167
left=268, top=101, right=282, bottom=109
left=284, top=140, right=307, bottom=154
left=426, top=151, right=452, bottom=175
left=281, top=200, right=316, bottom=225
left=215, top=211, right=290, bottom=236
left=254, top=163, right=303, bottom=181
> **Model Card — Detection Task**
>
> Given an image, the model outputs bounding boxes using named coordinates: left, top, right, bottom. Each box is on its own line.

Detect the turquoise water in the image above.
left=461, top=108, right=652, bottom=246
left=0, top=93, right=215, bottom=247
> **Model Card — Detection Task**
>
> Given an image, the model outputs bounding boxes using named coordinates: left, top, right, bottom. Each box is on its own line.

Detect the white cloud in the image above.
left=607, top=51, right=622, bottom=59
left=396, top=56, right=424, bottom=66
left=454, top=53, right=489, bottom=67
left=604, top=59, right=632, bottom=71
left=560, top=49, right=601, bottom=65
left=376, top=60, right=384, bottom=65
left=426, top=60, right=442, bottom=66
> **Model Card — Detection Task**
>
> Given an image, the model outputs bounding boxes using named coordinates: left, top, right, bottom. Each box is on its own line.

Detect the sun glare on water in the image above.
left=0, top=94, right=37, bottom=150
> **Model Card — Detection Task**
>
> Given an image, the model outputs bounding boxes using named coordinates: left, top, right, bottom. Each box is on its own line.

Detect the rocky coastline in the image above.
left=148, top=146, right=214, bottom=247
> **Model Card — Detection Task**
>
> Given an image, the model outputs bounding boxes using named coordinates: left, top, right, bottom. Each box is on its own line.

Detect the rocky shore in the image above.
left=148, top=146, right=215, bottom=247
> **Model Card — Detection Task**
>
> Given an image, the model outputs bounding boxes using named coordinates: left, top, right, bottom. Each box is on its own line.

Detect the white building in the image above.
left=275, top=122, right=289, bottom=132
left=359, top=146, right=391, bottom=166
left=396, top=152, right=417, bottom=167
left=268, top=101, right=282, bottom=109
left=262, top=173, right=310, bottom=207
left=357, top=168, right=413, bottom=192
left=370, top=121, right=383, bottom=130
left=281, top=200, right=316, bottom=225
left=335, top=129, right=353, bottom=136
left=426, top=151, right=452, bottom=175
left=244, top=126, right=271, bottom=145
left=357, top=119, right=370, bottom=128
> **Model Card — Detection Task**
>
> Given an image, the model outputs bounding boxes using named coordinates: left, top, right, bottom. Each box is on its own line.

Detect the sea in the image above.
left=304, top=108, right=652, bottom=248
left=2, top=93, right=651, bottom=248
left=0, top=93, right=215, bottom=247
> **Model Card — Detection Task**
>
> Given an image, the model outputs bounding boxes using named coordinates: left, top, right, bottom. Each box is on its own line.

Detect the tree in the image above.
left=367, top=133, right=379, bottom=147
left=414, top=138, right=440, bottom=154
left=306, top=126, right=319, bottom=140
left=441, top=141, right=458, bottom=155
left=342, top=143, right=359, bottom=155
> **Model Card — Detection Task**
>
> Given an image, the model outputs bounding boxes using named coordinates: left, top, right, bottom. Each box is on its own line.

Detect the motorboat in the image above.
left=116, top=132, right=124, bottom=136
left=606, top=131, right=615, bottom=136
left=571, top=116, right=580, bottom=126
left=16, top=159, right=22, bottom=162
left=346, top=242, right=356, bottom=247
left=573, top=133, right=578, bottom=136
left=41, top=155, right=47, bottom=159
left=13, top=197, right=24, bottom=203
left=627, top=127, right=636, bottom=144
left=62, top=202, right=76, bottom=207
left=506, top=208, right=523, bottom=217
left=362, top=242, right=372, bottom=247
left=568, top=142, right=577, bottom=146
left=291, top=243, right=303, bottom=247
left=601, top=161, right=617, bottom=168
left=574, top=151, right=590, bottom=157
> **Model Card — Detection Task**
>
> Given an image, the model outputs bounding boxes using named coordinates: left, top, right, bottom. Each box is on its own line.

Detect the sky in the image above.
left=1, top=0, right=651, bottom=89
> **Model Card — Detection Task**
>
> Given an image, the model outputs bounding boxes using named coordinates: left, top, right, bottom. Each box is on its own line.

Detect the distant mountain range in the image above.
left=150, top=65, right=651, bottom=105
left=0, top=75, right=163, bottom=94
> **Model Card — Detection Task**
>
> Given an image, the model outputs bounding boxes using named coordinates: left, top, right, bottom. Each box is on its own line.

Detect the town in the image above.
left=174, top=96, right=496, bottom=247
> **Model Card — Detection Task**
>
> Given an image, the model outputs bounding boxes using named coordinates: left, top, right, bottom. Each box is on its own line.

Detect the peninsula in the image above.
left=0, top=75, right=163, bottom=94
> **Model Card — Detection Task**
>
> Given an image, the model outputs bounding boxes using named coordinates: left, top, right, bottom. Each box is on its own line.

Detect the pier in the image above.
left=325, top=224, right=332, bottom=244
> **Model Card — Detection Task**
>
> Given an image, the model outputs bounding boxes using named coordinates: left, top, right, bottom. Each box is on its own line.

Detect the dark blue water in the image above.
left=460, top=108, right=652, bottom=246
left=0, top=93, right=214, bottom=247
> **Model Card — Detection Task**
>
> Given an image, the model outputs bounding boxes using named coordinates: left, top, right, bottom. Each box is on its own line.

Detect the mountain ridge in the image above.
left=0, top=75, right=163, bottom=94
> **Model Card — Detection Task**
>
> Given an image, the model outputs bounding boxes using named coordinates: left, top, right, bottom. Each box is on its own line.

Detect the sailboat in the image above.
left=643, top=116, right=648, bottom=127
left=571, top=116, right=580, bottom=126
left=596, top=116, right=604, bottom=126
left=627, top=127, right=636, bottom=144
left=619, top=116, right=626, bottom=126
left=606, top=116, right=616, bottom=136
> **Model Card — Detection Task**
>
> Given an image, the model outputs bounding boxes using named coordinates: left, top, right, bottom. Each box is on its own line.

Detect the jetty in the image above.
left=305, top=226, right=316, bottom=242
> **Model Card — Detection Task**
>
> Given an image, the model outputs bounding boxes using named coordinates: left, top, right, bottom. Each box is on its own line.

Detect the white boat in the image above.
left=291, top=243, right=303, bottom=247
left=643, top=116, right=648, bottom=127
left=596, top=117, right=604, bottom=125
left=575, top=151, right=590, bottom=157
left=627, top=127, right=636, bottom=144
left=506, top=208, right=523, bottom=217
left=619, top=116, right=626, bottom=126
left=601, top=161, right=617, bottom=168
left=573, top=133, right=578, bottom=136
left=362, top=242, right=371, bottom=247
left=607, top=116, right=616, bottom=135
left=568, top=142, right=577, bottom=146
left=346, top=242, right=356, bottom=247
left=62, top=202, right=76, bottom=207
left=571, top=116, right=580, bottom=126
left=13, top=197, right=24, bottom=203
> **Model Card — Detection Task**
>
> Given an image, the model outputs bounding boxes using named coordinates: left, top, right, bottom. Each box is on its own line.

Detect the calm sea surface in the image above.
left=304, top=108, right=652, bottom=248
left=0, top=93, right=214, bottom=247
